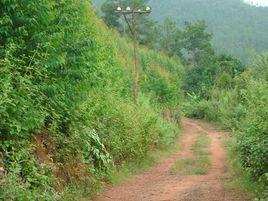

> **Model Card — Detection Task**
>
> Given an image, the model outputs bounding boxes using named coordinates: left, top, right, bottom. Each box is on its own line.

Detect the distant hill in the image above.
left=93, top=0, right=268, bottom=63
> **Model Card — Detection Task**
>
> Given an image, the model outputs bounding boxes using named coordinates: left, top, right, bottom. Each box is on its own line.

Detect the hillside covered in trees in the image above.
left=0, top=0, right=184, bottom=199
left=94, top=0, right=268, bottom=63
left=0, top=0, right=267, bottom=200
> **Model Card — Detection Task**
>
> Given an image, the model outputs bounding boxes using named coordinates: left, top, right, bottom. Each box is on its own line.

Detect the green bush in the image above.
left=0, top=0, right=184, bottom=199
left=236, top=79, right=268, bottom=182
left=0, top=0, right=108, bottom=139
left=184, top=77, right=268, bottom=187
left=182, top=93, right=211, bottom=119
left=0, top=173, right=57, bottom=201
left=73, top=90, right=179, bottom=165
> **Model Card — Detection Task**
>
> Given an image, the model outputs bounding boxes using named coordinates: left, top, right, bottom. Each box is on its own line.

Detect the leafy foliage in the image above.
left=0, top=0, right=184, bottom=200
left=94, top=0, right=268, bottom=63
left=100, top=0, right=156, bottom=46
left=183, top=55, right=268, bottom=197
left=152, top=0, right=268, bottom=63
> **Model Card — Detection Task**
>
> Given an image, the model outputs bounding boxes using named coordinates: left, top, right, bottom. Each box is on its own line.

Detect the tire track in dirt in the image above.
left=94, top=118, right=247, bottom=201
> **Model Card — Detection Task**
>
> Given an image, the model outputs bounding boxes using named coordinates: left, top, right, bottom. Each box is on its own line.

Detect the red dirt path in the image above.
left=94, top=118, right=247, bottom=201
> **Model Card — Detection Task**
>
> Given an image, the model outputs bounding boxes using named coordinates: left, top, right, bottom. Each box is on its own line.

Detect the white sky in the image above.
left=243, top=0, right=268, bottom=7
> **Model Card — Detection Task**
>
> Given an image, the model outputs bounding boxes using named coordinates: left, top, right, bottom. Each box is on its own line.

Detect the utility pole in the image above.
left=132, top=8, right=139, bottom=104
left=116, top=5, right=151, bottom=104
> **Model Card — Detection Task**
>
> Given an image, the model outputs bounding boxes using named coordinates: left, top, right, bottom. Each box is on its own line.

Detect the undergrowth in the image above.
left=107, top=130, right=182, bottom=185
left=224, top=136, right=267, bottom=200
left=183, top=69, right=268, bottom=196
left=0, top=0, right=184, bottom=200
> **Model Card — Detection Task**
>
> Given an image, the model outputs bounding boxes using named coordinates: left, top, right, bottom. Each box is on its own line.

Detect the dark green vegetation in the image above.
left=183, top=53, right=268, bottom=198
left=0, top=0, right=184, bottom=200
left=152, top=8, right=268, bottom=197
left=99, top=0, right=156, bottom=46
left=94, top=0, right=268, bottom=63
left=150, top=0, right=268, bottom=63
left=171, top=134, right=210, bottom=175
left=176, top=6, right=268, bottom=195
left=225, top=137, right=267, bottom=199
left=1, top=0, right=267, bottom=200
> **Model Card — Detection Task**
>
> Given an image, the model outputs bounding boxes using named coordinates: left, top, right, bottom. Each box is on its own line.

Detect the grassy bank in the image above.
left=224, top=137, right=267, bottom=200
left=107, top=131, right=182, bottom=185
left=183, top=60, right=268, bottom=198
left=0, top=0, right=184, bottom=200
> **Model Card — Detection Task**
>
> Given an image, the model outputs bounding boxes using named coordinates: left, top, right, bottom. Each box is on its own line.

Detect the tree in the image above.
left=215, top=71, right=233, bottom=89
left=156, top=20, right=214, bottom=64
left=253, top=53, right=268, bottom=81
left=100, top=0, right=156, bottom=46
left=100, top=0, right=122, bottom=29
left=184, top=55, right=219, bottom=97
left=216, top=54, right=246, bottom=78
left=136, top=16, right=157, bottom=47
left=184, top=53, right=246, bottom=96
left=155, top=18, right=182, bottom=57
left=182, top=21, right=214, bottom=64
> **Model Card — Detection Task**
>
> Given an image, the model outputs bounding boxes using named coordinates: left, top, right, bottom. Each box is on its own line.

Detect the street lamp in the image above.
left=115, top=5, right=152, bottom=104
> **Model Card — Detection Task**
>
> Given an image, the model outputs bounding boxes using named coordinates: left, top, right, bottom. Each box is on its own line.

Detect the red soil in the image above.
left=94, top=118, right=247, bottom=201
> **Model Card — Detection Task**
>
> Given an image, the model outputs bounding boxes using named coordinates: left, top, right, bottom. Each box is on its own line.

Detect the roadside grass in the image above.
left=191, top=134, right=210, bottom=151
left=170, top=157, right=210, bottom=175
left=107, top=130, right=182, bottom=185
left=224, top=136, right=267, bottom=200
left=171, top=133, right=211, bottom=175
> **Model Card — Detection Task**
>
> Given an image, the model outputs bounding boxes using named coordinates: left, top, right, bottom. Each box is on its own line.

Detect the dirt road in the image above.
left=95, top=118, right=246, bottom=201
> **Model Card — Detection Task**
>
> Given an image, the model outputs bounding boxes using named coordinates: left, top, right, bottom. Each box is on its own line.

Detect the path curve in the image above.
left=95, top=118, right=246, bottom=201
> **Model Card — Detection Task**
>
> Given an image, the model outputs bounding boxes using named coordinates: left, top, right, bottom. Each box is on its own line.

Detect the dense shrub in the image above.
left=0, top=173, right=57, bottom=201
left=73, top=91, right=179, bottom=165
left=114, top=35, right=185, bottom=107
left=0, top=0, right=184, bottom=199
left=0, top=0, right=108, bottom=139
left=236, top=79, right=268, bottom=182
left=183, top=72, right=268, bottom=187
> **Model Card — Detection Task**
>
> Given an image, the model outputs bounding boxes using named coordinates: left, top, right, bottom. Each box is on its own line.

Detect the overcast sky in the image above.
left=243, top=0, right=268, bottom=7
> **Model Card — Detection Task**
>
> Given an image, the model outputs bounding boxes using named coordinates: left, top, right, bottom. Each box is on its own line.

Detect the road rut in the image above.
left=95, top=118, right=246, bottom=201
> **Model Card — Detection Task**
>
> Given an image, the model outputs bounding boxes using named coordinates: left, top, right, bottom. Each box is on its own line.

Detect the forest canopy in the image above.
left=93, top=0, right=268, bottom=63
